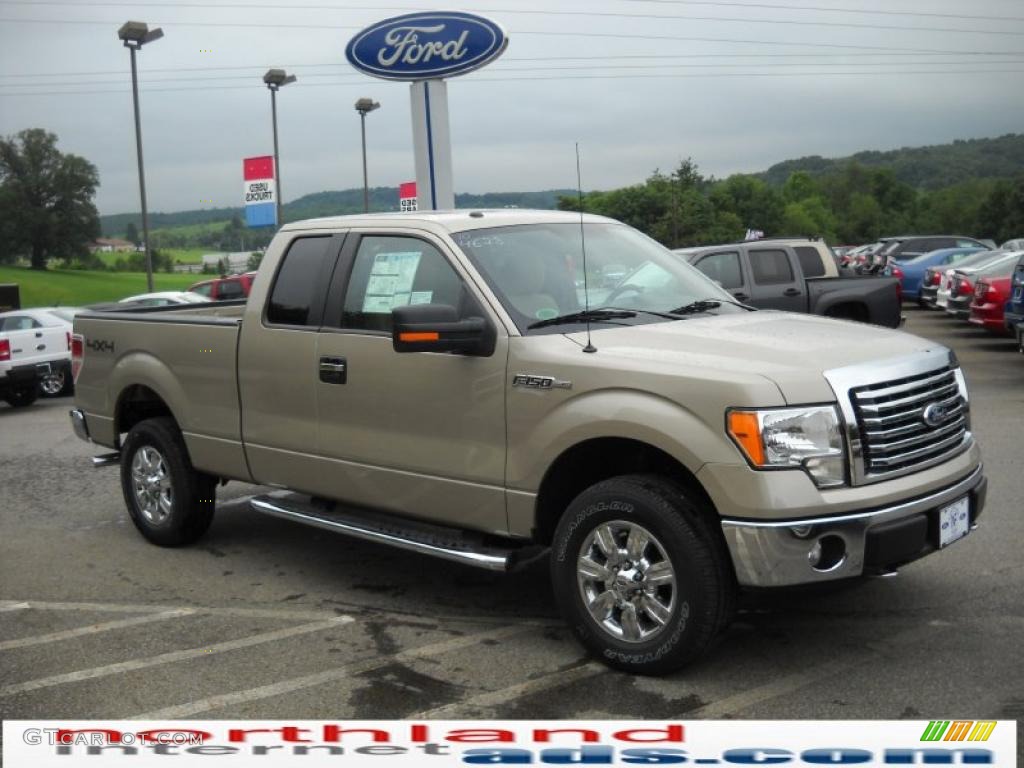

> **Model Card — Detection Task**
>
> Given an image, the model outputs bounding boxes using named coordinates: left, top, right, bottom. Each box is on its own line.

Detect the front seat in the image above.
left=501, top=251, right=562, bottom=322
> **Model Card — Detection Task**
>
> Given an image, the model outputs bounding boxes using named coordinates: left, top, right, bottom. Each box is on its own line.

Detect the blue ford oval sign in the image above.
left=346, top=11, right=508, bottom=81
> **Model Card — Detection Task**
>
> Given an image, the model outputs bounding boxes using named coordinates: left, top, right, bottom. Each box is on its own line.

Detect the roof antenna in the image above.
left=576, top=142, right=596, bottom=354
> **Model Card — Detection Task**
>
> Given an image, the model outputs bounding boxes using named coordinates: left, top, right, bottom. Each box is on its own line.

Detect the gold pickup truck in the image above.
left=70, top=210, right=985, bottom=674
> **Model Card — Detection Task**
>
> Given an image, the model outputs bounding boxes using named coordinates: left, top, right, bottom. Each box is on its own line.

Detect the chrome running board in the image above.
left=91, top=452, right=120, bottom=468
left=251, top=495, right=543, bottom=572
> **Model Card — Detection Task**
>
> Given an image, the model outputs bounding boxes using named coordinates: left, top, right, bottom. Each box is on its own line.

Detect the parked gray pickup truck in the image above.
left=70, top=210, right=985, bottom=674
left=677, top=238, right=902, bottom=326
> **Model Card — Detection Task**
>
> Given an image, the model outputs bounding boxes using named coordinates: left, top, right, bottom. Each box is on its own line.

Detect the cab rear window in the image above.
left=266, top=237, right=333, bottom=326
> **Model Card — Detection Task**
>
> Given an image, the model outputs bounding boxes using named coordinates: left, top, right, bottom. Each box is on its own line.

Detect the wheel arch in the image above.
left=533, top=437, right=718, bottom=546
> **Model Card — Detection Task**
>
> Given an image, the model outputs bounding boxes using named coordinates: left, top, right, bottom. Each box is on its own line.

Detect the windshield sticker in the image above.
left=362, top=251, right=422, bottom=313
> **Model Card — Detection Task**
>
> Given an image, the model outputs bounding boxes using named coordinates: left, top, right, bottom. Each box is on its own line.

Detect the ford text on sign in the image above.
left=345, top=12, right=508, bottom=81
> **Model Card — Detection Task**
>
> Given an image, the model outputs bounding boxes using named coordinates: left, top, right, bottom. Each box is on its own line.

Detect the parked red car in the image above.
left=968, top=275, right=1013, bottom=334
left=188, top=272, right=257, bottom=301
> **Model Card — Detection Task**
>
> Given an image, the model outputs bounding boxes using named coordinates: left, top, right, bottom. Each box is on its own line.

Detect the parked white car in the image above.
left=0, top=307, right=78, bottom=400
left=119, top=291, right=208, bottom=306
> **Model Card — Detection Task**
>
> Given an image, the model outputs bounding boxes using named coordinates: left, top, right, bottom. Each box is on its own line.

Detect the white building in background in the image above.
left=201, top=252, right=254, bottom=273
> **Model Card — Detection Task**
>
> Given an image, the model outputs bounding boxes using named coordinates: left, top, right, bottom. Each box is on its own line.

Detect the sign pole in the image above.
left=410, top=80, right=454, bottom=211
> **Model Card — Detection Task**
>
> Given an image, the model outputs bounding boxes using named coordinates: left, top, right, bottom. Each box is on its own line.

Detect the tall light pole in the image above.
left=355, top=98, right=380, bottom=213
left=118, top=21, right=162, bottom=292
left=263, top=69, right=296, bottom=228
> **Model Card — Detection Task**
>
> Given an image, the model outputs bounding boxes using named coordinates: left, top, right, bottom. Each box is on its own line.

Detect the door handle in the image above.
left=36, top=344, right=46, bottom=351
left=783, top=288, right=801, bottom=297
left=319, top=356, right=347, bottom=384
left=35, top=331, right=43, bottom=338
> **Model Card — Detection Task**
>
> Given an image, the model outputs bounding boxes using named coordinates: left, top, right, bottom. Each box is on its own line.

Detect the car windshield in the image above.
left=452, top=222, right=740, bottom=332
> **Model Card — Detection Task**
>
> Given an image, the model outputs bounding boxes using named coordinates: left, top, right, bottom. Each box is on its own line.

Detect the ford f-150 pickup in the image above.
left=70, top=210, right=986, bottom=674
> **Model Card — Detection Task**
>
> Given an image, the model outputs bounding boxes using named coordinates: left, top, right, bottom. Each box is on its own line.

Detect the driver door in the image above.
left=313, top=232, right=509, bottom=534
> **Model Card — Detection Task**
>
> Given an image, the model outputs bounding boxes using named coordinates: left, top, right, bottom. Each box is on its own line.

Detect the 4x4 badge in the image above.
left=512, top=374, right=572, bottom=390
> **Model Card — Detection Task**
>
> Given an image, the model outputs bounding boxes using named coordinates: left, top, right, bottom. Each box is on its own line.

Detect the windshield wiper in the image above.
left=668, top=297, right=753, bottom=315
left=601, top=306, right=684, bottom=320
left=667, top=299, right=723, bottom=315
left=527, top=308, right=636, bottom=330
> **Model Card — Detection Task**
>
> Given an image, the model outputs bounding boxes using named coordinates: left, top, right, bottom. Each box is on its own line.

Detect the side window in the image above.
left=217, top=280, right=245, bottom=300
left=749, top=249, right=795, bottom=285
left=191, top=283, right=212, bottom=298
left=1, top=316, right=40, bottom=331
left=342, top=236, right=468, bottom=333
left=794, top=246, right=826, bottom=278
left=266, top=236, right=333, bottom=326
left=956, top=239, right=978, bottom=249
left=694, top=252, right=743, bottom=289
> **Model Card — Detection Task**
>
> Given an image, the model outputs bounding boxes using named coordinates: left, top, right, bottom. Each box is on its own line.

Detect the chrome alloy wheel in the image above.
left=576, top=520, right=676, bottom=643
left=131, top=446, right=173, bottom=525
left=39, top=371, right=65, bottom=396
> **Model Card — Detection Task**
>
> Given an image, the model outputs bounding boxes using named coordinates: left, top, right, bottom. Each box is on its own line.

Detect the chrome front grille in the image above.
left=850, top=365, right=967, bottom=477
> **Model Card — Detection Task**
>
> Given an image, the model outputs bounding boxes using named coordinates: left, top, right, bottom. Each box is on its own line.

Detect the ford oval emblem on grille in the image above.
left=345, top=12, right=508, bottom=81
left=922, top=402, right=949, bottom=427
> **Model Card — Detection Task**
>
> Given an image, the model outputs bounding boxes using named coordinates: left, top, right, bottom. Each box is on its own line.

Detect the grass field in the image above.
left=0, top=266, right=200, bottom=307
left=93, top=248, right=208, bottom=267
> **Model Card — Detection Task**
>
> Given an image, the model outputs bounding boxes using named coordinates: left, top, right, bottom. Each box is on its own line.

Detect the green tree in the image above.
left=247, top=251, right=263, bottom=271
left=125, top=221, right=140, bottom=246
left=0, top=128, right=100, bottom=269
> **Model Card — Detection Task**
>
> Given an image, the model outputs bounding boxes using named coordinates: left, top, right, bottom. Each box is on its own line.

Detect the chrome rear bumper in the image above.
left=721, top=465, right=986, bottom=587
left=69, top=409, right=90, bottom=442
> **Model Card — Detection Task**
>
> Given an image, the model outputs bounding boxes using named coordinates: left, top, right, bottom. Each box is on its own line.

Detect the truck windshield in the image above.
left=453, top=222, right=738, bottom=333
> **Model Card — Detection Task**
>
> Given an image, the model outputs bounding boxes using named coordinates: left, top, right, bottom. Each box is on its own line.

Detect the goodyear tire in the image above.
left=120, top=417, right=216, bottom=547
left=551, top=474, right=735, bottom=675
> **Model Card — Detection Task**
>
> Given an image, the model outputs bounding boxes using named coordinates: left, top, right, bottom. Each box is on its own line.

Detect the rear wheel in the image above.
left=39, top=369, right=71, bottom=397
left=550, top=474, right=735, bottom=675
left=4, top=387, right=39, bottom=408
left=120, top=417, right=216, bottom=546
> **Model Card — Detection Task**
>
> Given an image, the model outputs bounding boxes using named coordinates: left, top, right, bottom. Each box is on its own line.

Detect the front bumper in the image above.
left=721, top=465, right=986, bottom=587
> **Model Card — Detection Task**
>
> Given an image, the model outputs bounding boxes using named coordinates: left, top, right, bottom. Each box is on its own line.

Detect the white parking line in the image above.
left=0, top=617, right=353, bottom=698
left=0, top=609, right=193, bottom=652
left=0, top=602, right=30, bottom=613
left=132, top=623, right=532, bottom=719
left=0, top=599, right=350, bottom=623
left=411, top=661, right=607, bottom=719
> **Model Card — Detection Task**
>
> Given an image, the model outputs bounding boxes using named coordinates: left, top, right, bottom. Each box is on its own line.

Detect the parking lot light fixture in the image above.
left=263, top=69, right=296, bottom=228
left=355, top=98, right=380, bottom=213
left=118, top=21, right=163, bottom=292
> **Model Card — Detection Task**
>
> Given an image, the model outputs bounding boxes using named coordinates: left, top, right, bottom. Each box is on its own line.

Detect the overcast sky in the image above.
left=1, top=0, right=1022, bottom=216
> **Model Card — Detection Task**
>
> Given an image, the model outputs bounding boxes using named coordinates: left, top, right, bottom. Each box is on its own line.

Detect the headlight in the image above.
left=727, top=406, right=846, bottom=488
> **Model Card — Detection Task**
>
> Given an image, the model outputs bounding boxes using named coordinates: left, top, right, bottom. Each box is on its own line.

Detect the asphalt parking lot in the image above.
left=1, top=307, right=1021, bottom=726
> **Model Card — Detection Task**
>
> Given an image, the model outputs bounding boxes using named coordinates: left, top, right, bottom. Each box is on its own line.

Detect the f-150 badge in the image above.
left=512, top=374, right=572, bottom=390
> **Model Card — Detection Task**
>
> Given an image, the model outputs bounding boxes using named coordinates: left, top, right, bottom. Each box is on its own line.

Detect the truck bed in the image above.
left=72, top=301, right=250, bottom=481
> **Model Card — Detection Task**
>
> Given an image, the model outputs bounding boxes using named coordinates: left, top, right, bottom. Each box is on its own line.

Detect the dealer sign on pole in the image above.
left=243, top=155, right=277, bottom=227
left=346, top=12, right=508, bottom=211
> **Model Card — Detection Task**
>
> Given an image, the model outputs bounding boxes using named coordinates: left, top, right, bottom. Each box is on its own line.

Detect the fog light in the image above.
left=808, top=535, right=847, bottom=572
left=808, top=540, right=823, bottom=567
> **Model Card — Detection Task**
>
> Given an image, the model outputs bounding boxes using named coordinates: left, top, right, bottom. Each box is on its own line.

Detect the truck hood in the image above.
left=565, top=311, right=946, bottom=404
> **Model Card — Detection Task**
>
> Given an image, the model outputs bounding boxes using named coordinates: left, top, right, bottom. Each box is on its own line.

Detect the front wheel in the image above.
left=120, top=417, right=216, bottom=546
left=550, top=474, right=735, bottom=675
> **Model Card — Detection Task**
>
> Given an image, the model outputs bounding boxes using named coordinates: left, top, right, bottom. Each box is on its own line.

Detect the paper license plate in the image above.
left=939, top=496, right=970, bottom=548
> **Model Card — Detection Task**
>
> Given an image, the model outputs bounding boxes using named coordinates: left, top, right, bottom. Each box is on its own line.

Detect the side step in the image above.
left=92, top=452, right=120, bottom=468
left=250, top=494, right=544, bottom=572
